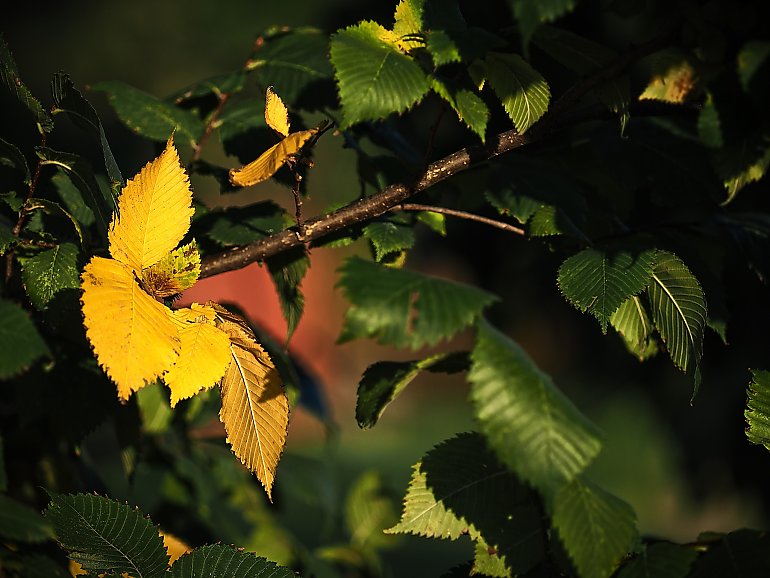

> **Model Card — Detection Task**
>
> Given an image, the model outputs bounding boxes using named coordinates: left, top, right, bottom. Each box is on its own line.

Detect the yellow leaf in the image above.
left=141, top=240, right=201, bottom=298
left=228, top=128, right=318, bottom=187
left=160, top=530, right=192, bottom=564
left=164, top=304, right=231, bottom=407
left=108, top=136, right=194, bottom=271
left=265, top=86, right=290, bottom=137
left=69, top=560, right=87, bottom=576
left=214, top=305, right=289, bottom=500
left=81, top=256, right=180, bottom=400
left=639, top=59, right=697, bottom=104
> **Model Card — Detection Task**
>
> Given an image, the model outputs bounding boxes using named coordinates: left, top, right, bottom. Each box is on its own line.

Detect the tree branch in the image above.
left=199, top=32, right=673, bottom=279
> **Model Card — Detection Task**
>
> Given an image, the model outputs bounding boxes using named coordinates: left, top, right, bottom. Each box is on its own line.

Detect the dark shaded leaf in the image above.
left=170, top=543, right=298, bottom=577
left=0, top=299, right=49, bottom=378
left=21, top=243, right=80, bottom=310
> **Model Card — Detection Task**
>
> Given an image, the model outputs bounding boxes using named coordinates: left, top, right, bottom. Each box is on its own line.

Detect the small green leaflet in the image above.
left=44, top=492, right=169, bottom=578
left=330, top=21, right=430, bottom=127
left=648, top=251, right=707, bottom=395
left=363, top=220, right=415, bottom=261
left=0, top=299, right=49, bottom=379
left=745, top=369, right=770, bottom=452
left=468, top=320, right=602, bottom=499
left=558, top=247, right=656, bottom=333
left=553, top=478, right=638, bottom=578
left=486, top=52, right=550, bottom=134
left=21, top=243, right=81, bottom=311
left=610, top=296, right=658, bottom=361
left=430, top=76, right=489, bottom=141
left=356, top=352, right=468, bottom=428
left=337, top=257, right=497, bottom=349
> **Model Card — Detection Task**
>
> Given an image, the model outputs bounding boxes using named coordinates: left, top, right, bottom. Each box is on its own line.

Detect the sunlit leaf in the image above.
left=553, top=478, right=638, bottom=578
left=746, top=369, right=770, bottom=452
left=430, top=76, right=489, bottom=140
left=557, top=247, right=656, bottom=333
left=170, top=543, right=298, bottom=578
left=639, top=56, right=698, bottom=104
left=164, top=304, right=231, bottom=407
left=648, top=251, right=707, bottom=394
left=473, top=541, right=511, bottom=578
left=141, top=240, right=201, bottom=298
left=338, top=257, right=497, bottom=349
left=109, top=136, right=194, bottom=271
left=228, top=128, right=318, bottom=187
left=81, top=256, right=180, bottom=400
left=214, top=305, right=289, bottom=500
left=468, top=320, right=602, bottom=498
left=610, top=296, right=658, bottom=361
left=330, top=21, right=430, bottom=127
left=265, top=86, right=290, bottom=137
left=486, top=52, right=550, bottom=133
left=0, top=299, right=49, bottom=379
left=45, top=492, right=169, bottom=578
left=21, top=242, right=81, bottom=310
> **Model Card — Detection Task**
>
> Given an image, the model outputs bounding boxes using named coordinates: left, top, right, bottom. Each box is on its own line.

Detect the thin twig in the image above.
left=191, top=92, right=230, bottom=162
left=289, top=160, right=306, bottom=238
left=394, top=203, right=525, bottom=235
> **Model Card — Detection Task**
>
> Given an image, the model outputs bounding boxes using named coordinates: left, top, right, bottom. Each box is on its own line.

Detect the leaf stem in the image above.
left=394, top=203, right=525, bottom=235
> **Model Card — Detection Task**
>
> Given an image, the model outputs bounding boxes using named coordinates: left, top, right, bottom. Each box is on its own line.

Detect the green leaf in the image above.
left=553, top=478, right=638, bottom=578
left=337, top=257, right=497, bottom=349
left=688, top=529, right=770, bottom=578
left=45, top=492, right=169, bottom=578
left=21, top=243, right=80, bottom=311
left=737, top=41, right=770, bottom=93
left=25, top=198, right=85, bottom=246
left=388, top=432, right=544, bottom=575
left=416, top=210, right=446, bottom=235
left=266, top=247, right=309, bottom=342
left=533, top=26, right=629, bottom=116
left=558, top=247, right=656, bottom=333
left=468, top=320, right=602, bottom=498
left=745, top=369, right=770, bottom=452
left=0, top=136, right=31, bottom=185
left=393, top=0, right=424, bottom=39
left=510, top=0, right=577, bottom=46
left=427, top=31, right=462, bottom=66
left=648, top=251, right=707, bottom=394
left=92, top=80, right=204, bottom=145
left=0, top=299, right=49, bottom=379
left=0, top=495, right=53, bottom=543
left=472, top=540, right=511, bottom=577
left=609, top=296, right=658, bottom=361
left=723, top=147, right=770, bottom=206
left=51, top=73, right=124, bottom=190
left=486, top=52, right=550, bottom=133
left=36, top=147, right=113, bottom=242
left=345, top=471, right=399, bottom=549
left=17, top=554, right=72, bottom=578
left=615, top=542, right=697, bottom=578
left=430, top=76, right=489, bottom=140
left=51, top=172, right=96, bottom=228
left=170, top=70, right=248, bottom=102
left=170, top=543, right=298, bottom=577
left=249, top=27, right=334, bottom=107
left=217, top=97, right=268, bottom=147
left=0, top=35, right=53, bottom=132
left=199, top=201, right=290, bottom=246
left=136, top=381, right=173, bottom=434
left=330, top=21, right=431, bottom=127
left=0, top=222, right=15, bottom=255
left=356, top=352, right=468, bottom=428
left=363, top=220, right=416, bottom=261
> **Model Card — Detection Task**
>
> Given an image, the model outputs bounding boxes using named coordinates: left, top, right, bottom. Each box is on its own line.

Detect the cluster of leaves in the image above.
left=3, top=0, right=770, bottom=577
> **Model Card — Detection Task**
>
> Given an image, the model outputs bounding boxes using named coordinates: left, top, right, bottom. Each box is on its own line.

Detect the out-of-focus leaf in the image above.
left=509, top=0, right=577, bottom=46
left=553, top=478, right=637, bottom=578
left=468, top=320, right=602, bottom=498
left=486, top=52, right=550, bottom=133
left=338, top=257, right=497, bottom=349
left=688, top=529, right=770, bottom=578
left=92, top=80, right=204, bottom=145
left=0, top=495, right=53, bottom=543
left=0, top=299, right=49, bottom=378
left=136, top=381, right=173, bottom=434
left=345, top=471, right=399, bottom=549
left=615, top=542, right=697, bottom=578
left=51, top=72, right=123, bottom=190
left=0, top=35, right=53, bottom=132
left=737, top=41, right=770, bottom=93
left=21, top=243, right=80, bottom=310
left=330, top=21, right=430, bottom=127
left=356, top=352, right=468, bottom=429
left=746, top=369, right=770, bottom=452
left=0, top=136, right=31, bottom=184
